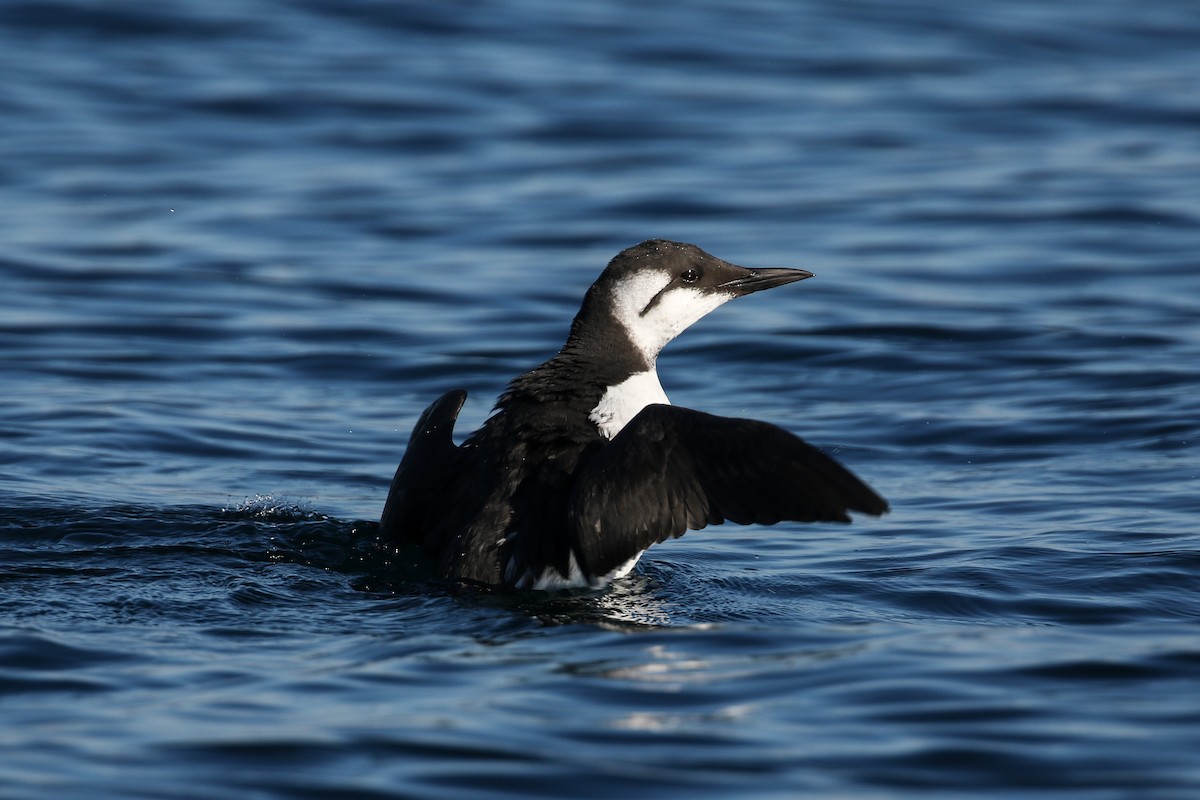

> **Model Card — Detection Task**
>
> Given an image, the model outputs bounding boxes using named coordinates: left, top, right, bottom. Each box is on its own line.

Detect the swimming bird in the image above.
left=381, top=239, right=887, bottom=590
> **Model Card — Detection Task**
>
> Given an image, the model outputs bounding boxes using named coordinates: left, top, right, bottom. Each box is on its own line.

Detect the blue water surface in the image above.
left=2, top=1, right=1199, bottom=797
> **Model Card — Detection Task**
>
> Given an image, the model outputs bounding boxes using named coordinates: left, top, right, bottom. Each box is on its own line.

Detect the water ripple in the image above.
left=3, top=0, right=1200, bottom=795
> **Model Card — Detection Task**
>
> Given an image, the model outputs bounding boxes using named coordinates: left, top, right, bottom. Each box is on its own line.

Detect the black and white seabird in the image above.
left=381, top=239, right=887, bottom=590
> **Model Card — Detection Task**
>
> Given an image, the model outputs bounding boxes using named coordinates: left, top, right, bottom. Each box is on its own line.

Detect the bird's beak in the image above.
left=719, top=267, right=814, bottom=294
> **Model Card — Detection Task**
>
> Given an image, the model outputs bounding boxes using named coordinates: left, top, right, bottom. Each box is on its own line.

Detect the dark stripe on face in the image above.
left=639, top=284, right=671, bottom=317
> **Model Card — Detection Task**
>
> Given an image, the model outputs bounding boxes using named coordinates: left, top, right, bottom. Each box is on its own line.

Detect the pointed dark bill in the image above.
left=719, top=267, right=814, bottom=294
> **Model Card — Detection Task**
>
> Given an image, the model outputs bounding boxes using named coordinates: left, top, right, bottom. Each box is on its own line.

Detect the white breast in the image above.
left=589, top=369, right=670, bottom=439
left=529, top=549, right=644, bottom=590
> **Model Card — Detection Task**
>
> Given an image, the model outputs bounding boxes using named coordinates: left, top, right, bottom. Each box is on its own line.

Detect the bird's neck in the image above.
left=493, top=309, right=666, bottom=440
left=559, top=297, right=655, bottom=379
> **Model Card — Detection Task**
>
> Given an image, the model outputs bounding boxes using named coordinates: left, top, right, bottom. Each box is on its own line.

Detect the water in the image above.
left=2, top=0, right=1199, bottom=796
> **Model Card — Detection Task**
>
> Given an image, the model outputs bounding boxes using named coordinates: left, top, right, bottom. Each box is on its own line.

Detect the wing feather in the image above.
left=569, top=404, right=887, bottom=577
left=380, top=390, right=467, bottom=545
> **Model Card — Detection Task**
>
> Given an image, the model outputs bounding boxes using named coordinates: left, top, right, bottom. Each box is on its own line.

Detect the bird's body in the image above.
left=381, top=240, right=887, bottom=590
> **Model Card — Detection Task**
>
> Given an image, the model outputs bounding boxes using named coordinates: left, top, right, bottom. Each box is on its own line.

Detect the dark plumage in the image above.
left=381, top=240, right=887, bottom=589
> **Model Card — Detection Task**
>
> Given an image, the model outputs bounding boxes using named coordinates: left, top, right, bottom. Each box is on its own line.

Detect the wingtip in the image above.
left=852, top=492, right=889, bottom=519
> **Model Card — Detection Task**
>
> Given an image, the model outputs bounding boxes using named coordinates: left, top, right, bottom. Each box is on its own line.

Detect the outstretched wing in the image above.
left=568, top=404, right=887, bottom=578
left=380, top=389, right=467, bottom=545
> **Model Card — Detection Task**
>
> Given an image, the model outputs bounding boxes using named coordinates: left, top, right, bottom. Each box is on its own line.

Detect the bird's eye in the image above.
left=681, top=268, right=700, bottom=284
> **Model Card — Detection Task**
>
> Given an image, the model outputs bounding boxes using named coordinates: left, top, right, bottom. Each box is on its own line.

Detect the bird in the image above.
left=380, top=239, right=887, bottom=590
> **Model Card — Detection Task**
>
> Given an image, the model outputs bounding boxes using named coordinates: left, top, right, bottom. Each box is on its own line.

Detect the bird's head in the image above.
left=580, top=240, right=812, bottom=366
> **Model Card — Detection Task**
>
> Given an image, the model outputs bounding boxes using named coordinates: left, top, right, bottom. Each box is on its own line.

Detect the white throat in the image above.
left=589, top=369, right=670, bottom=439
left=609, top=272, right=733, bottom=364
